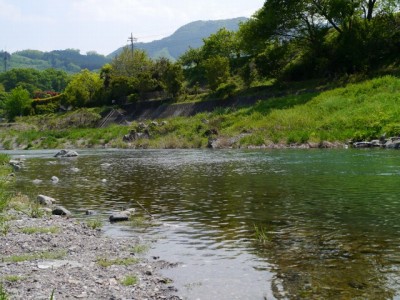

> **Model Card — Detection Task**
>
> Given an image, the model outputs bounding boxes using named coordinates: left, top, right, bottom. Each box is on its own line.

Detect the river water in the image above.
left=5, top=148, right=400, bottom=299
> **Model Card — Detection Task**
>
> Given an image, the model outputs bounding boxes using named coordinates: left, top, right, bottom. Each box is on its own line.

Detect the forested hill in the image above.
left=3, top=49, right=110, bottom=73
left=1, top=17, right=246, bottom=73
left=108, top=17, right=247, bottom=60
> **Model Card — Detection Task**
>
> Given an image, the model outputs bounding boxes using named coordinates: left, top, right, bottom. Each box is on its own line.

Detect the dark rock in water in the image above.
left=37, top=195, right=55, bottom=206
left=353, top=141, right=373, bottom=148
left=85, top=210, right=95, bottom=215
left=109, top=213, right=130, bottom=223
left=54, top=149, right=79, bottom=158
left=52, top=206, right=71, bottom=216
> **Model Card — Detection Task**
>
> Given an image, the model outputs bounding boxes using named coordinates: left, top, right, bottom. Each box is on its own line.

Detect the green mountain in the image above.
left=2, top=49, right=110, bottom=73
left=1, top=17, right=246, bottom=73
left=108, top=17, right=247, bottom=60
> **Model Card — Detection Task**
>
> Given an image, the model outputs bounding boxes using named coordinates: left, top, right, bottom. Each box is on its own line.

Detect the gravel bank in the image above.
left=0, top=211, right=179, bottom=300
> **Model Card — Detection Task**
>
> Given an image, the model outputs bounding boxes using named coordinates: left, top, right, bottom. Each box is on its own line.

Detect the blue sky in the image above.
left=0, top=0, right=264, bottom=55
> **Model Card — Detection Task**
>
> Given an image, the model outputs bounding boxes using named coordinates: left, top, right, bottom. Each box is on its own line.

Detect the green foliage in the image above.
left=0, top=283, right=8, bottom=300
left=0, top=68, right=69, bottom=93
left=132, top=244, right=150, bottom=255
left=109, top=18, right=246, bottom=60
left=155, top=59, right=184, bottom=97
left=86, top=218, right=103, bottom=230
left=4, top=87, right=32, bottom=121
left=63, top=69, right=102, bottom=107
left=1, top=250, right=67, bottom=263
left=201, top=56, right=230, bottom=91
left=11, top=49, right=110, bottom=72
left=111, top=48, right=153, bottom=78
left=120, top=275, right=138, bottom=286
left=3, top=275, right=24, bottom=282
left=96, top=257, right=138, bottom=267
left=253, top=224, right=270, bottom=244
left=238, top=0, right=400, bottom=80
left=202, top=28, right=239, bottom=60
left=20, top=226, right=59, bottom=234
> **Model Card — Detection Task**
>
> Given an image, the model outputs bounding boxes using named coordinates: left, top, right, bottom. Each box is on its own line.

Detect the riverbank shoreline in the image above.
left=0, top=207, right=179, bottom=300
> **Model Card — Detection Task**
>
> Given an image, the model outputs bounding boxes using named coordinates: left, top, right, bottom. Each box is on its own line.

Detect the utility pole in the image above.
left=127, top=33, right=137, bottom=57
left=2, top=51, right=10, bottom=72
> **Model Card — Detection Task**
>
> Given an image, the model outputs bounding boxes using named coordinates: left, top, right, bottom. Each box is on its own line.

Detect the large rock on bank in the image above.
left=54, top=149, right=79, bottom=158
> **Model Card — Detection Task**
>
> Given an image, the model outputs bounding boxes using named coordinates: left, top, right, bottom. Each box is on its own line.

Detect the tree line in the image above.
left=1, top=0, right=399, bottom=121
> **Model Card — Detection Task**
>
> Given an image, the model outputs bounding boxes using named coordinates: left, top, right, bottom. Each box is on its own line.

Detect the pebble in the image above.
left=0, top=212, right=178, bottom=300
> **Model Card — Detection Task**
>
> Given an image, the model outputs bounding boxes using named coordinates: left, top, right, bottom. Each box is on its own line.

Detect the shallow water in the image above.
left=6, top=148, right=400, bottom=299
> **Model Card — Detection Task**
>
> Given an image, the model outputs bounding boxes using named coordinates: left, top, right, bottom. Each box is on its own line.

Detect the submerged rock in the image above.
left=109, top=208, right=135, bottom=223
left=54, top=149, right=79, bottom=158
left=109, top=213, right=130, bottom=223
left=37, top=195, right=56, bottom=206
left=52, top=206, right=72, bottom=216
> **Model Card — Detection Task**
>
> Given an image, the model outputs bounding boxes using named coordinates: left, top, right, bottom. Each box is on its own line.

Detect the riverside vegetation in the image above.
left=1, top=75, right=400, bottom=149
left=0, top=1, right=399, bottom=149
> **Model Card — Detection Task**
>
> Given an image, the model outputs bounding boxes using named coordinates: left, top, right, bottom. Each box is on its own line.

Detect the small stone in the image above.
left=51, top=176, right=59, bottom=183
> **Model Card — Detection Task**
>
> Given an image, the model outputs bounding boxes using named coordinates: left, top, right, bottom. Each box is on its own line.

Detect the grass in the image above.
left=85, top=218, right=103, bottom=230
left=0, top=154, right=11, bottom=213
left=20, top=226, right=59, bottom=234
left=96, top=257, right=139, bottom=268
left=3, top=275, right=24, bottom=282
left=253, top=224, right=270, bottom=244
left=0, top=220, right=10, bottom=236
left=128, top=216, right=147, bottom=227
left=2, top=75, right=400, bottom=148
left=9, top=194, right=47, bottom=219
left=120, top=275, right=138, bottom=286
left=131, top=244, right=150, bottom=255
left=0, top=283, right=8, bottom=300
left=1, top=250, right=67, bottom=263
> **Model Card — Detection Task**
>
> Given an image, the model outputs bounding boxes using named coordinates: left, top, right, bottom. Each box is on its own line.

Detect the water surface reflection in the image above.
left=8, top=149, right=400, bottom=299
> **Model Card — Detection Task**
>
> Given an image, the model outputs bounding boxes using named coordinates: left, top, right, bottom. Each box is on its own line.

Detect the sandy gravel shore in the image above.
left=0, top=211, right=179, bottom=300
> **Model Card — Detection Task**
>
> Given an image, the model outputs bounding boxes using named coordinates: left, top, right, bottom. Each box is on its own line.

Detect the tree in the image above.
left=161, top=62, right=184, bottom=97
left=238, top=0, right=400, bottom=78
left=63, top=69, right=102, bottom=107
left=201, top=56, right=230, bottom=91
left=179, top=47, right=203, bottom=68
left=111, top=47, right=153, bottom=78
left=202, top=28, right=240, bottom=60
left=4, top=87, right=32, bottom=121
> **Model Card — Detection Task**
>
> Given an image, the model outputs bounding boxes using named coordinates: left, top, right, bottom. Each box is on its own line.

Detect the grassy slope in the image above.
left=0, top=76, right=399, bottom=149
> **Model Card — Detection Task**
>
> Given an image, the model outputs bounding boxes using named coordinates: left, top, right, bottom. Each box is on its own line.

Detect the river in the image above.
left=4, top=148, right=400, bottom=299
